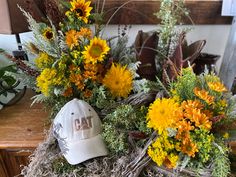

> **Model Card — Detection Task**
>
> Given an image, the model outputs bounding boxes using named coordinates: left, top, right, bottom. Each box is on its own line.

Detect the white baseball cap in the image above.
left=53, top=98, right=108, bottom=165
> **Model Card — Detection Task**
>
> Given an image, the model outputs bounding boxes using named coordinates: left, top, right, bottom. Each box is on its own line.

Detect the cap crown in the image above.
left=54, top=99, right=101, bottom=142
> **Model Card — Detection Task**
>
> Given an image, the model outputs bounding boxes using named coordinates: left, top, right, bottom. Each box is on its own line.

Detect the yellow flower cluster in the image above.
left=34, top=0, right=135, bottom=101
left=182, top=100, right=212, bottom=130
left=36, top=68, right=57, bottom=96
left=34, top=0, right=115, bottom=99
left=147, top=96, right=216, bottom=168
left=148, top=131, right=179, bottom=168
left=35, top=52, right=54, bottom=69
left=147, top=68, right=230, bottom=170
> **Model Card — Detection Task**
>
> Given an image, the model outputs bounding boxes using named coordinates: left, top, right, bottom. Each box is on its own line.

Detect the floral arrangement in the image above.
left=3, top=0, right=236, bottom=176
left=147, top=68, right=235, bottom=175
left=14, top=0, right=148, bottom=116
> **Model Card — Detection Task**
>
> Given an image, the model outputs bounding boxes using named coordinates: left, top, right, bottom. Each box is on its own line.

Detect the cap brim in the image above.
left=60, top=134, right=108, bottom=165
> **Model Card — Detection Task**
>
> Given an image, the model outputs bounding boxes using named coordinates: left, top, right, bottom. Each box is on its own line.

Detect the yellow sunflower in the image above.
left=42, top=27, right=54, bottom=40
left=65, top=30, right=80, bottom=49
left=82, top=37, right=110, bottom=64
left=103, top=63, right=133, bottom=98
left=147, top=98, right=182, bottom=134
left=70, top=0, right=92, bottom=23
left=207, top=81, right=227, bottom=92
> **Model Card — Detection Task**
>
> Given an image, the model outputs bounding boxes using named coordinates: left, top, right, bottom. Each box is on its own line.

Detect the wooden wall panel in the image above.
left=96, top=0, right=232, bottom=24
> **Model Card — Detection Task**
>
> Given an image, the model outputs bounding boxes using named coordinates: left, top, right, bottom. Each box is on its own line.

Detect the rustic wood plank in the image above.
left=99, top=0, right=232, bottom=24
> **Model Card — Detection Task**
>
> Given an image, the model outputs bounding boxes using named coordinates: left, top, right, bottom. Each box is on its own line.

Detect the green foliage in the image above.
left=102, top=122, right=128, bottom=154
left=191, top=129, right=214, bottom=164
left=19, top=7, right=59, bottom=57
left=212, top=153, right=231, bottom=177
left=155, top=0, right=188, bottom=47
left=52, top=157, right=78, bottom=175
left=102, top=104, right=151, bottom=154
left=170, top=68, right=197, bottom=101
left=44, top=95, right=71, bottom=119
left=109, top=36, right=136, bottom=65
left=92, top=86, right=116, bottom=110
left=154, top=0, right=190, bottom=66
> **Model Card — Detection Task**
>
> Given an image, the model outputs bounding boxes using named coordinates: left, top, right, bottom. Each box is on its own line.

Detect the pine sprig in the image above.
left=212, top=153, right=231, bottom=177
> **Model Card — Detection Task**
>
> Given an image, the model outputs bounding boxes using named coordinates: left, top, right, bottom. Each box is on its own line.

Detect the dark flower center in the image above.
left=76, top=8, right=84, bottom=17
left=46, top=31, right=53, bottom=39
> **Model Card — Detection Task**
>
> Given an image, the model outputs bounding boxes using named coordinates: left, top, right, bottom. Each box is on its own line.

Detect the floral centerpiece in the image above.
left=13, top=0, right=147, bottom=117
left=147, top=68, right=235, bottom=176
left=2, top=0, right=236, bottom=176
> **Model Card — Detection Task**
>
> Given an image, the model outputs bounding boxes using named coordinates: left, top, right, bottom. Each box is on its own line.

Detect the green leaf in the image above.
left=0, top=65, right=17, bottom=92
left=2, top=76, right=16, bottom=86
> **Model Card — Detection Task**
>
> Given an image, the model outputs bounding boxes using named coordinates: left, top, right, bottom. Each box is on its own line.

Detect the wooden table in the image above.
left=0, top=89, right=48, bottom=177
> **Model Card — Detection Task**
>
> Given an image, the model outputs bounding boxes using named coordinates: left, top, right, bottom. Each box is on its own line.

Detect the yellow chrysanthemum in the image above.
left=147, top=98, right=182, bottom=134
left=65, top=30, right=80, bottom=49
left=194, top=87, right=214, bottom=105
left=35, top=52, right=54, bottom=69
left=36, top=68, right=57, bottom=96
left=103, top=63, right=133, bottom=98
left=70, top=0, right=92, bottom=23
left=82, top=37, right=110, bottom=64
left=42, top=27, right=54, bottom=40
left=207, top=81, right=227, bottom=92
